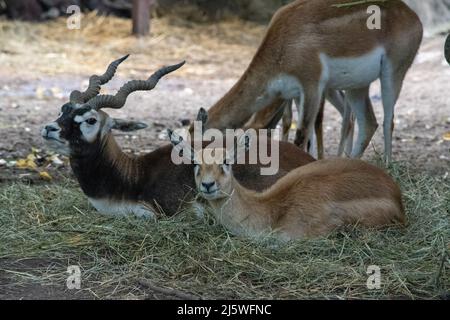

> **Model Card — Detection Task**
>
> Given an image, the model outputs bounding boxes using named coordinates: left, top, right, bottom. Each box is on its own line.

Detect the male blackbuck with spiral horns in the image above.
left=42, top=57, right=316, bottom=218
left=169, top=130, right=405, bottom=240
left=198, top=0, right=423, bottom=162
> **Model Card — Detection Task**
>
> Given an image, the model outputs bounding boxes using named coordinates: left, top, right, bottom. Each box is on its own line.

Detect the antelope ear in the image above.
left=167, top=129, right=196, bottom=162
left=237, top=130, right=252, bottom=152
left=229, top=130, right=253, bottom=164
left=196, top=108, right=208, bottom=125
left=112, top=119, right=148, bottom=132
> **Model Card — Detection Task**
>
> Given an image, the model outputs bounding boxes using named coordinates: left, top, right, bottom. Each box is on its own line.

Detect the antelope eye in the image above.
left=86, top=118, right=97, bottom=125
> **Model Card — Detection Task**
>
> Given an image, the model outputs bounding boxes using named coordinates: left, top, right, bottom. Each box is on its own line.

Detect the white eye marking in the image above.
left=74, top=110, right=98, bottom=124
left=74, top=115, right=84, bottom=123
left=76, top=110, right=101, bottom=143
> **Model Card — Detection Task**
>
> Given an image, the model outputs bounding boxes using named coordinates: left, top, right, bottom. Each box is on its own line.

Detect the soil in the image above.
left=0, top=36, right=449, bottom=184
left=0, top=258, right=179, bottom=299
left=0, top=258, right=95, bottom=300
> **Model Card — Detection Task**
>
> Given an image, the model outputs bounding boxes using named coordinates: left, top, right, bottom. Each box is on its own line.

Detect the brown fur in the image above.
left=203, top=0, right=423, bottom=158
left=194, top=149, right=405, bottom=240
left=44, top=92, right=315, bottom=218
left=245, top=91, right=341, bottom=158
left=69, top=121, right=315, bottom=216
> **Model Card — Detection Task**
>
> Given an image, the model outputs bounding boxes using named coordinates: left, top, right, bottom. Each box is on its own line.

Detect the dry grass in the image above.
left=0, top=160, right=448, bottom=299
left=0, top=13, right=265, bottom=79
left=0, top=12, right=448, bottom=301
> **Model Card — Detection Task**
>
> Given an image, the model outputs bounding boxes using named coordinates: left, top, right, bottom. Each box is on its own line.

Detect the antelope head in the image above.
left=168, top=128, right=252, bottom=201
left=42, top=55, right=185, bottom=156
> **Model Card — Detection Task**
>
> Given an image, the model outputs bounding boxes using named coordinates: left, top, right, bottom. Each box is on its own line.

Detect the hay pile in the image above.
left=0, top=13, right=264, bottom=79
left=0, top=161, right=448, bottom=299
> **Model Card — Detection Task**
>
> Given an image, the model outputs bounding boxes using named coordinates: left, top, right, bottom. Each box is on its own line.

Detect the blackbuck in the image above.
left=169, top=130, right=405, bottom=240
left=199, top=0, right=423, bottom=162
left=42, top=57, right=315, bottom=218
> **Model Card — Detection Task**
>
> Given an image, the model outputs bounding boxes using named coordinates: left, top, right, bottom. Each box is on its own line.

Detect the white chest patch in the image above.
left=320, top=47, right=386, bottom=90
left=88, top=198, right=157, bottom=219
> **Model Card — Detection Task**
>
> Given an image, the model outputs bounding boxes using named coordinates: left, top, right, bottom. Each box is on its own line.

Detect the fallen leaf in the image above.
left=16, top=158, right=37, bottom=170
left=443, top=132, right=450, bottom=141
left=39, top=171, right=52, bottom=181
left=26, top=153, right=36, bottom=162
left=50, top=155, right=64, bottom=166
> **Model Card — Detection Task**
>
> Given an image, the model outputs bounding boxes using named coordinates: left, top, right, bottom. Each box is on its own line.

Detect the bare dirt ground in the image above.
left=0, top=16, right=449, bottom=184
left=0, top=16, right=449, bottom=299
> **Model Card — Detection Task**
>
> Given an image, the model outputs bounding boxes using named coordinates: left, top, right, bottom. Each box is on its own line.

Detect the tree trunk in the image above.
left=132, top=0, right=153, bottom=36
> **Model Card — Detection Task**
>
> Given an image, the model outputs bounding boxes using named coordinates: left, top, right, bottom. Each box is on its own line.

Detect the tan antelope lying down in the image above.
left=42, top=57, right=315, bottom=218
left=199, top=0, right=423, bottom=162
left=168, top=130, right=405, bottom=240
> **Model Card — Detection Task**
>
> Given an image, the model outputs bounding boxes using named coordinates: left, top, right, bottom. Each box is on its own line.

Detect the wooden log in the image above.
left=132, top=0, right=153, bottom=36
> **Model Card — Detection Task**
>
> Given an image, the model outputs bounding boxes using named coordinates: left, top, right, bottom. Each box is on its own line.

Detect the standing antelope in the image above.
left=200, top=0, right=423, bottom=162
left=42, top=57, right=315, bottom=218
left=169, top=130, right=405, bottom=240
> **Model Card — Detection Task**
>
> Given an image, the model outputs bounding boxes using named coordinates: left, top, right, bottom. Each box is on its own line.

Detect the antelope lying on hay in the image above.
left=42, top=57, right=315, bottom=218
left=169, top=130, right=405, bottom=240
left=198, top=0, right=423, bottom=162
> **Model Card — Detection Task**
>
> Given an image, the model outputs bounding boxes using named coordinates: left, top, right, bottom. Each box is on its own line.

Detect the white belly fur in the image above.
left=320, top=46, right=385, bottom=90
left=88, top=198, right=156, bottom=219
left=264, top=47, right=385, bottom=100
